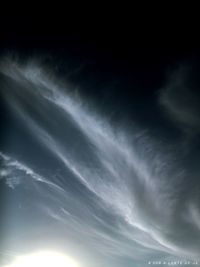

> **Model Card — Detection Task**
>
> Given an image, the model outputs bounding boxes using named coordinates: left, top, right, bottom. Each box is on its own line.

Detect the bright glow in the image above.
left=5, top=251, right=80, bottom=267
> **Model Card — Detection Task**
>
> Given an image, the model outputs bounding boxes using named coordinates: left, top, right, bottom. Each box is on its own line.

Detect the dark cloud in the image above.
left=159, top=64, right=200, bottom=136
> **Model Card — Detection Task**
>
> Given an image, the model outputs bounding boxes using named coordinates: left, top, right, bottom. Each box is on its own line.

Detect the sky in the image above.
left=0, top=16, right=200, bottom=267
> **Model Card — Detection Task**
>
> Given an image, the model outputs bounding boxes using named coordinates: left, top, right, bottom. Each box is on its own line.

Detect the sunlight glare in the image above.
left=5, top=251, right=80, bottom=267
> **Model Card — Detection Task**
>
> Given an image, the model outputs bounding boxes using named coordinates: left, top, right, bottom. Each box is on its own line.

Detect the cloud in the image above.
left=159, top=64, right=200, bottom=136
left=1, top=58, right=200, bottom=266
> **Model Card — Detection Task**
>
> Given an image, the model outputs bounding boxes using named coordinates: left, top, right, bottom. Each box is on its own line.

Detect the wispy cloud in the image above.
left=1, top=58, right=200, bottom=266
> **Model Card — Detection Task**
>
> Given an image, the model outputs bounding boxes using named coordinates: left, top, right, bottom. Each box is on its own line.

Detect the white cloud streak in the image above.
left=1, top=59, right=200, bottom=265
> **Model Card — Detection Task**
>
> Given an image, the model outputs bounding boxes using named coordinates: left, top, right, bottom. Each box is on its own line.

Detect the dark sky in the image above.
left=1, top=12, right=198, bottom=78
left=1, top=14, right=198, bottom=117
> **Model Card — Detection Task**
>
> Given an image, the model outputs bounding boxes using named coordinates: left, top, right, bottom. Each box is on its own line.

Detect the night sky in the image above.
left=1, top=14, right=200, bottom=267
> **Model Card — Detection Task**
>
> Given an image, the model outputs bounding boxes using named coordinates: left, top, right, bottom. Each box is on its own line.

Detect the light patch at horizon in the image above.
left=4, top=251, right=80, bottom=267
